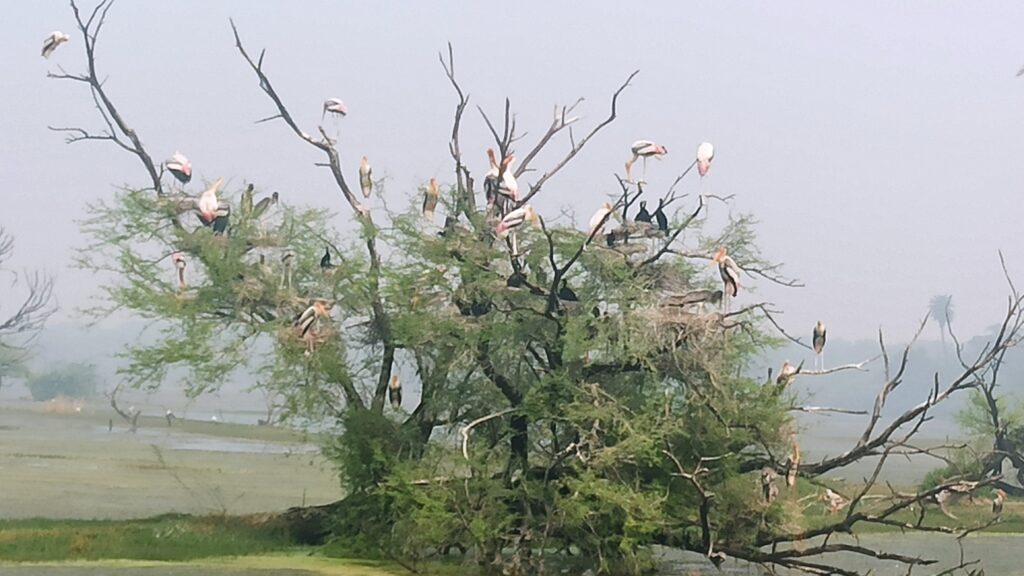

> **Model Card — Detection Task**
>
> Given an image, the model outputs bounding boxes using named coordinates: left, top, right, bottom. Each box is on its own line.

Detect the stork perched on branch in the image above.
left=813, top=321, right=827, bottom=370
left=712, top=247, right=741, bottom=308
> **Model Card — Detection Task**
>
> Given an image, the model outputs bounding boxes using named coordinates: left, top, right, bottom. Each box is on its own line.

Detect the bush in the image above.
left=26, top=363, right=98, bottom=401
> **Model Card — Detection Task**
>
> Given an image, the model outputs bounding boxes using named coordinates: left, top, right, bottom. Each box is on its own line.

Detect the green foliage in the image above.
left=919, top=446, right=986, bottom=491
left=25, top=362, right=98, bottom=401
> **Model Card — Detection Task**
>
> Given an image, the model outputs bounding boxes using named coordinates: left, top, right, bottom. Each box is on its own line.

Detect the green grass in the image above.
left=0, top=515, right=292, bottom=562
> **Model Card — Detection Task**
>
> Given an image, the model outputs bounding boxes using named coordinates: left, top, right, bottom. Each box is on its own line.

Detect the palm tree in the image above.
left=929, top=294, right=955, bottom=355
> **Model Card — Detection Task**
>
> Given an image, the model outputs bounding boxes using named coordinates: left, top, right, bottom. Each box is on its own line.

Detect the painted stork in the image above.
left=625, top=140, right=667, bottom=183
left=496, top=205, right=539, bottom=238
left=212, top=201, right=230, bottom=235
left=696, top=142, right=715, bottom=177
left=775, top=360, right=798, bottom=388
left=822, top=488, right=848, bottom=514
left=322, top=98, right=347, bottom=120
left=252, top=191, right=279, bottom=220
left=240, top=184, right=254, bottom=216
left=165, top=152, right=192, bottom=184
left=359, top=156, right=373, bottom=199
left=280, top=251, right=294, bottom=289
left=761, top=467, right=780, bottom=503
left=320, top=247, right=334, bottom=270
left=712, top=247, right=741, bottom=303
left=634, top=201, right=652, bottom=224
left=41, top=31, right=70, bottom=59
left=295, top=299, right=331, bottom=337
left=813, top=321, right=827, bottom=370
left=389, top=375, right=402, bottom=410
left=423, top=178, right=440, bottom=222
left=195, top=178, right=224, bottom=225
left=993, top=489, right=1007, bottom=515
left=171, top=252, right=186, bottom=292
left=484, top=148, right=500, bottom=209
left=588, top=202, right=615, bottom=237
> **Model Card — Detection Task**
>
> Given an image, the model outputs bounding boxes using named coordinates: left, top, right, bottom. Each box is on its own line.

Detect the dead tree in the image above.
left=0, top=227, right=55, bottom=356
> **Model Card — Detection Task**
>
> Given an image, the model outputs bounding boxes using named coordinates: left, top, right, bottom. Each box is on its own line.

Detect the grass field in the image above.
left=0, top=405, right=340, bottom=519
left=3, top=404, right=1024, bottom=575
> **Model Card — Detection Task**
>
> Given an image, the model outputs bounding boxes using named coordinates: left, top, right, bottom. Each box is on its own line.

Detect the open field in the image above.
left=0, top=405, right=340, bottom=519
left=3, top=403, right=1024, bottom=574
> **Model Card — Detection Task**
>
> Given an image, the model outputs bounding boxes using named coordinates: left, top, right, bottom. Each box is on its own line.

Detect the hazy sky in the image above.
left=3, top=2, right=1024, bottom=343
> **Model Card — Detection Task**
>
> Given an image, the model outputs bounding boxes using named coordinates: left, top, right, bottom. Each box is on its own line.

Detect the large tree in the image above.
left=51, top=2, right=1023, bottom=574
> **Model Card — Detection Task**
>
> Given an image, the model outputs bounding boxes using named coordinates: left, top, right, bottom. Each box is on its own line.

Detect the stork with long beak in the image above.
left=240, top=184, right=254, bottom=216
left=588, top=202, right=615, bottom=238
left=41, top=31, right=70, bottom=59
left=359, top=156, right=373, bottom=199
left=712, top=247, right=741, bottom=310
left=696, top=142, right=715, bottom=177
left=195, top=178, right=224, bottom=226
left=775, top=360, right=798, bottom=388
left=625, top=140, right=667, bottom=183
left=813, top=321, right=827, bottom=370
left=495, top=205, right=540, bottom=238
left=322, top=98, right=347, bottom=120
left=171, top=252, right=187, bottom=293
left=484, top=148, right=500, bottom=210
left=992, top=489, right=1007, bottom=515
left=423, top=178, right=440, bottom=222
left=295, top=299, right=332, bottom=338
left=280, top=251, right=294, bottom=289
left=495, top=155, right=518, bottom=215
left=389, top=375, right=402, bottom=410
left=165, top=152, right=192, bottom=185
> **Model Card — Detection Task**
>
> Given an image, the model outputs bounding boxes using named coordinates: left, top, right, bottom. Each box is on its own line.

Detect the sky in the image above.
left=3, top=1, right=1024, bottom=343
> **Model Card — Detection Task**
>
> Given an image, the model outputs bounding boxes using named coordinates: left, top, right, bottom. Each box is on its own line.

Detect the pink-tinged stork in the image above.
left=495, top=205, right=539, bottom=238
left=494, top=154, right=518, bottom=215
left=41, top=31, right=70, bottom=59
left=195, top=178, right=224, bottom=226
left=322, top=98, right=347, bottom=120
left=165, top=152, right=192, bottom=185
left=696, top=142, right=715, bottom=177
left=625, top=140, right=667, bottom=183
left=359, top=156, right=373, bottom=199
